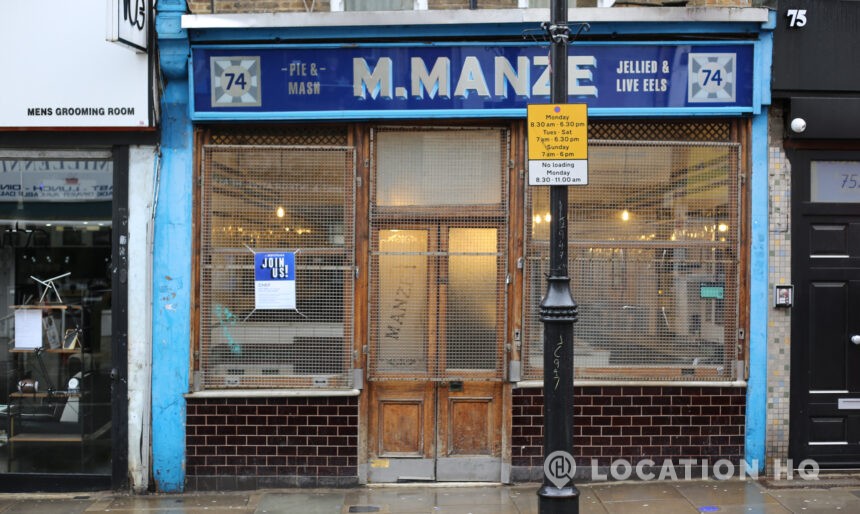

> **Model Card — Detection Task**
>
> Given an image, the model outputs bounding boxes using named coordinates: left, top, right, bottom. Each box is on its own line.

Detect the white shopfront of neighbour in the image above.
left=0, top=0, right=154, bottom=492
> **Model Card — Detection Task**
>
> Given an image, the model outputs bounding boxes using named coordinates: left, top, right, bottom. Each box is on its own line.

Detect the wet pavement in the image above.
left=1, top=480, right=860, bottom=513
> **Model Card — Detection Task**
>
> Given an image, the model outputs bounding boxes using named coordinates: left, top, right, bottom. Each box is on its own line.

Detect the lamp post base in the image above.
left=538, top=485, right=580, bottom=514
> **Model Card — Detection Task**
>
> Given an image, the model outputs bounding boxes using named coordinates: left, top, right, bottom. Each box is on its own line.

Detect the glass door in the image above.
left=0, top=150, right=114, bottom=480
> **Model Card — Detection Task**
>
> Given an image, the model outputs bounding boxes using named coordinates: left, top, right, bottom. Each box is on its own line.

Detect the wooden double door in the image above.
left=366, top=225, right=506, bottom=482
left=367, top=381, right=504, bottom=482
left=364, top=126, right=511, bottom=482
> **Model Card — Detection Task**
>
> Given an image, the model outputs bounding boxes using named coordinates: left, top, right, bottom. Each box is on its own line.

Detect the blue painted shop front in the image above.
left=155, top=5, right=773, bottom=491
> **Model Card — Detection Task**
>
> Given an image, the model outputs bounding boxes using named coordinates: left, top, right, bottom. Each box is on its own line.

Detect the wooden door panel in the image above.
left=380, top=401, right=424, bottom=456
left=369, top=382, right=434, bottom=459
left=437, top=382, right=502, bottom=458
left=447, top=398, right=491, bottom=455
left=435, top=382, right=503, bottom=481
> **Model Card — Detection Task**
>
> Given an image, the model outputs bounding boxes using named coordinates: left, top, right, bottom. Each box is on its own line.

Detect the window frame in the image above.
left=331, top=0, right=428, bottom=11
left=193, top=130, right=357, bottom=391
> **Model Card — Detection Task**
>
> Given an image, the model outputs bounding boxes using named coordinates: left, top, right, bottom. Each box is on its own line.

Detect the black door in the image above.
left=791, top=150, right=860, bottom=467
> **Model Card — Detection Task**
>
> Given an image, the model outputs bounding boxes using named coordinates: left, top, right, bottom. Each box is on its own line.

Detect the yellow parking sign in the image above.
left=527, top=104, right=588, bottom=185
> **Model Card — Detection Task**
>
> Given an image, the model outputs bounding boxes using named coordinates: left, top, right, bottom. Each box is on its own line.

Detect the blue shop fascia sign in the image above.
left=191, top=42, right=755, bottom=120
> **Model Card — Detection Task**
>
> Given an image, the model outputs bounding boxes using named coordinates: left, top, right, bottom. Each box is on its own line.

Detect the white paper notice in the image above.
left=254, top=251, right=297, bottom=310
left=14, top=309, right=43, bottom=349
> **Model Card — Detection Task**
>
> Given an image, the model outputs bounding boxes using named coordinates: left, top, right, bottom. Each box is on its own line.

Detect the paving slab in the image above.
left=105, top=493, right=253, bottom=511
left=766, top=488, right=860, bottom=512
left=601, top=497, right=699, bottom=514
left=590, top=481, right=686, bottom=502
left=675, top=480, right=780, bottom=507
left=255, top=491, right=345, bottom=514
left=0, top=479, right=858, bottom=513
left=1, top=499, right=94, bottom=514
left=707, top=505, right=793, bottom=514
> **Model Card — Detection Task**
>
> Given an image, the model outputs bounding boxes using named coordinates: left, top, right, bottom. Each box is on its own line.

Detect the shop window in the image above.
left=0, top=149, right=113, bottom=474
left=524, top=138, right=741, bottom=382
left=520, top=0, right=611, bottom=7
left=198, top=145, right=355, bottom=389
left=332, top=0, right=426, bottom=11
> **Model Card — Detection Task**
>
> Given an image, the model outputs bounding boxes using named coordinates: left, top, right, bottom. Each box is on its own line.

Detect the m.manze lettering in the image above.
left=383, top=272, right=415, bottom=341
left=353, top=55, right=598, bottom=100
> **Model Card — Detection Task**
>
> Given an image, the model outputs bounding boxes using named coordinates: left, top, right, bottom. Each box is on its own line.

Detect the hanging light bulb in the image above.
left=621, top=210, right=630, bottom=222
left=276, top=206, right=285, bottom=218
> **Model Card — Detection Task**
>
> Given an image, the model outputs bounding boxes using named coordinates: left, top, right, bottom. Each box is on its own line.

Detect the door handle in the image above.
left=851, top=335, right=860, bottom=345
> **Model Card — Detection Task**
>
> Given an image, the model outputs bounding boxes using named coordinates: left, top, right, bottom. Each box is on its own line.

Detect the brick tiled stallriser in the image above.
left=185, top=386, right=744, bottom=488
left=185, top=396, right=358, bottom=490
left=511, top=386, right=746, bottom=482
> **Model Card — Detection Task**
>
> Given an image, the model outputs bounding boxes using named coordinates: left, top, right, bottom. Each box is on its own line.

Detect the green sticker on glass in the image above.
left=700, top=285, right=724, bottom=299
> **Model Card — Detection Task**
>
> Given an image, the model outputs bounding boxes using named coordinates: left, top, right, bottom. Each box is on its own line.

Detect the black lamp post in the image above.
left=537, top=1, right=579, bottom=513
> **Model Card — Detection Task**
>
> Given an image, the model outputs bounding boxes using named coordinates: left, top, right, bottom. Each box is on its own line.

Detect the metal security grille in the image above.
left=524, top=139, right=741, bottom=382
left=589, top=120, right=732, bottom=142
left=207, top=126, right=348, bottom=147
left=368, top=127, right=509, bottom=381
left=199, top=145, right=355, bottom=389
